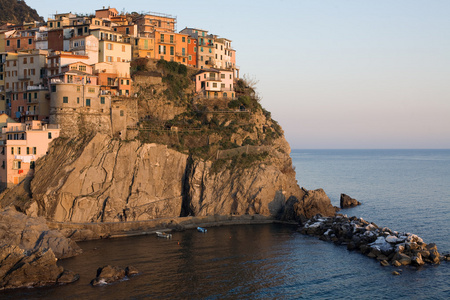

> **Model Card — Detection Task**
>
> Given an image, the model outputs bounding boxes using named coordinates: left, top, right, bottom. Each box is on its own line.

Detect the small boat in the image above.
left=197, top=227, right=207, bottom=233
left=156, top=231, right=172, bottom=239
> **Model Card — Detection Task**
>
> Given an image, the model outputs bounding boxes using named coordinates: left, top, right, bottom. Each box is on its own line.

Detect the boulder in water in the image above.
left=340, top=194, right=361, bottom=208
left=91, top=265, right=139, bottom=286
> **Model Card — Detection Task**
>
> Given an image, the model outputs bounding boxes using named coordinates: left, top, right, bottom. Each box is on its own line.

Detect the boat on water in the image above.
left=197, top=227, right=207, bottom=233
left=156, top=231, right=172, bottom=239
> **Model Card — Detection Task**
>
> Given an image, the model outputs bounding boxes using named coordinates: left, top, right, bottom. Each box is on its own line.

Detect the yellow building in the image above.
left=98, top=40, right=132, bottom=63
left=131, top=37, right=155, bottom=59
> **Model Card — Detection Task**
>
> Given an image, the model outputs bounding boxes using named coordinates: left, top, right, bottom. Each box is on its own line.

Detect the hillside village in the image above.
left=0, top=6, right=242, bottom=191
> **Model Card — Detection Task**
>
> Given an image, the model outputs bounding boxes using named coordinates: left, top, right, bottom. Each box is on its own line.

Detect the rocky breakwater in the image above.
left=301, top=214, right=448, bottom=268
left=0, top=208, right=81, bottom=290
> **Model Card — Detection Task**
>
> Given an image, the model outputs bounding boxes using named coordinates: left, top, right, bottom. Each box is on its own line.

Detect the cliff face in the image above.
left=0, top=133, right=335, bottom=224
left=1, top=134, right=334, bottom=223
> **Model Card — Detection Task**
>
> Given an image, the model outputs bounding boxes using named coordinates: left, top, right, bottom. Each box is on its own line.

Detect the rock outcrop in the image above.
left=0, top=133, right=337, bottom=227
left=340, top=193, right=361, bottom=208
left=0, top=208, right=80, bottom=290
left=90, top=265, right=139, bottom=286
left=301, top=214, right=443, bottom=267
left=0, top=208, right=81, bottom=259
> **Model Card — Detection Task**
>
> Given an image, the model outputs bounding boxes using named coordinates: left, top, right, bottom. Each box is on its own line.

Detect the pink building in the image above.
left=195, top=68, right=235, bottom=99
left=0, top=120, right=60, bottom=190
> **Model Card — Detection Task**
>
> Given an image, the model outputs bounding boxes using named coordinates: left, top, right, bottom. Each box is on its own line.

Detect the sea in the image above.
left=2, top=149, right=450, bottom=299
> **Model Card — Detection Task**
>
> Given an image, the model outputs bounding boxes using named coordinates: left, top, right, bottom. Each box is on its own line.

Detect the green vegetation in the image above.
left=156, top=59, right=192, bottom=102
left=134, top=61, right=282, bottom=165
left=210, top=151, right=270, bottom=174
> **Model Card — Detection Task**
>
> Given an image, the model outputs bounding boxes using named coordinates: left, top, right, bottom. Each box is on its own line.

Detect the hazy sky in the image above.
left=27, top=0, right=450, bottom=149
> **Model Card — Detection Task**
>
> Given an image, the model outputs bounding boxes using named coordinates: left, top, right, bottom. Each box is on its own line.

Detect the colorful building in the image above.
left=0, top=120, right=60, bottom=190
left=194, top=68, right=235, bottom=99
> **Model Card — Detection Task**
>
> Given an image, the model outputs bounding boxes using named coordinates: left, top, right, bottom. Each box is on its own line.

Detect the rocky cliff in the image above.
left=0, top=60, right=337, bottom=231
left=0, top=0, right=43, bottom=25
left=0, top=132, right=336, bottom=224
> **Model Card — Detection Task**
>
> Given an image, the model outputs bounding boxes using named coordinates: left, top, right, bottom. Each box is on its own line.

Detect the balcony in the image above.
left=3, top=124, right=27, bottom=133
left=176, top=52, right=187, bottom=57
left=27, top=85, right=46, bottom=91
left=158, top=39, right=175, bottom=44
left=45, top=63, right=59, bottom=69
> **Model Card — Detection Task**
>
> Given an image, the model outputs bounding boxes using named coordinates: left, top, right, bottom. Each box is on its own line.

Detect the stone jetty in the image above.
left=300, top=214, right=447, bottom=267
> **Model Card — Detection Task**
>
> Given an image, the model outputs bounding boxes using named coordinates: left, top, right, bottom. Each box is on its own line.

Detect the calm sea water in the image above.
left=2, top=150, right=450, bottom=299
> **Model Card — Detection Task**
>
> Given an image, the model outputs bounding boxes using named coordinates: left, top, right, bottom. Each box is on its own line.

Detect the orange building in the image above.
left=134, top=13, right=176, bottom=37
left=5, top=29, right=38, bottom=52
left=95, top=7, right=119, bottom=20
left=174, top=33, right=188, bottom=65
left=186, top=36, right=198, bottom=68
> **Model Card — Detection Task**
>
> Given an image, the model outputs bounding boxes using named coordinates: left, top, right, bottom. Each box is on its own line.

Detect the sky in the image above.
left=26, top=0, right=450, bottom=149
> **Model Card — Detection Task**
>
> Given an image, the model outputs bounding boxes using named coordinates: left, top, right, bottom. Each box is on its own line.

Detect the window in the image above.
left=170, top=35, right=174, bottom=43
left=84, top=26, right=88, bottom=33
left=170, top=46, right=174, bottom=56
left=188, top=55, right=192, bottom=61
left=77, top=86, right=80, bottom=92
left=194, top=47, right=197, bottom=53
left=57, top=21, right=60, bottom=27
left=23, top=58, right=27, bottom=64
left=201, top=47, right=203, bottom=52
left=182, top=37, right=185, bottom=42
left=188, top=38, right=190, bottom=44
left=18, top=147, right=21, bottom=155
left=107, top=56, right=113, bottom=62
left=27, top=147, right=30, bottom=155
left=11, top=147, right=14, bottom=155
left=28, top=38, right=32, bottom=45
left=107, top=43, right=113, bottom=50
left=63, top=96, right=68, bottom=103
left=88, top=88, right=95, bottom=93
left=77, top=97, right=80, bottom=104
left=86, top=99, right=91, bottom=106
left=160, top=34, right=164, bottom=42
left=79, top=65, right=86, bottom=72
left=100, top=97, right=105, bottom=104
left=33, top=147, right=36, bottom=154
left=17, top=40, right=21, bottom=48
left=213, top=83, right=217, bottom=88
left=48, top=132, right=52, bottom=139
left=221, top=74, right=225, bottom=79
left=120, top=110, right=124, bottom=117
left=221, top=83, right=225, bottom=88
left=182, top=48, right=185, bottom=55
left=30, top=57, right=34, bottom=63
left=6, top=40, right=10, bottom=46
left=13, top=160, right=21, bottom=170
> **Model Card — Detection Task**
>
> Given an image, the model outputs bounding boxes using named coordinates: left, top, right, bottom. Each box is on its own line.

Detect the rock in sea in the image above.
left=340, top=194, right=361, bottom=208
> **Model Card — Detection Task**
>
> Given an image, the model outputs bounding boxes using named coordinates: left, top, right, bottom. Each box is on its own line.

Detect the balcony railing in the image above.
left=2, top=123, right=60, bottom=133
left=27, top=85, right=46, bottom=90
left=176, top=52, right=187, bottom=57
left=158, top=39, right=175, bottom=44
